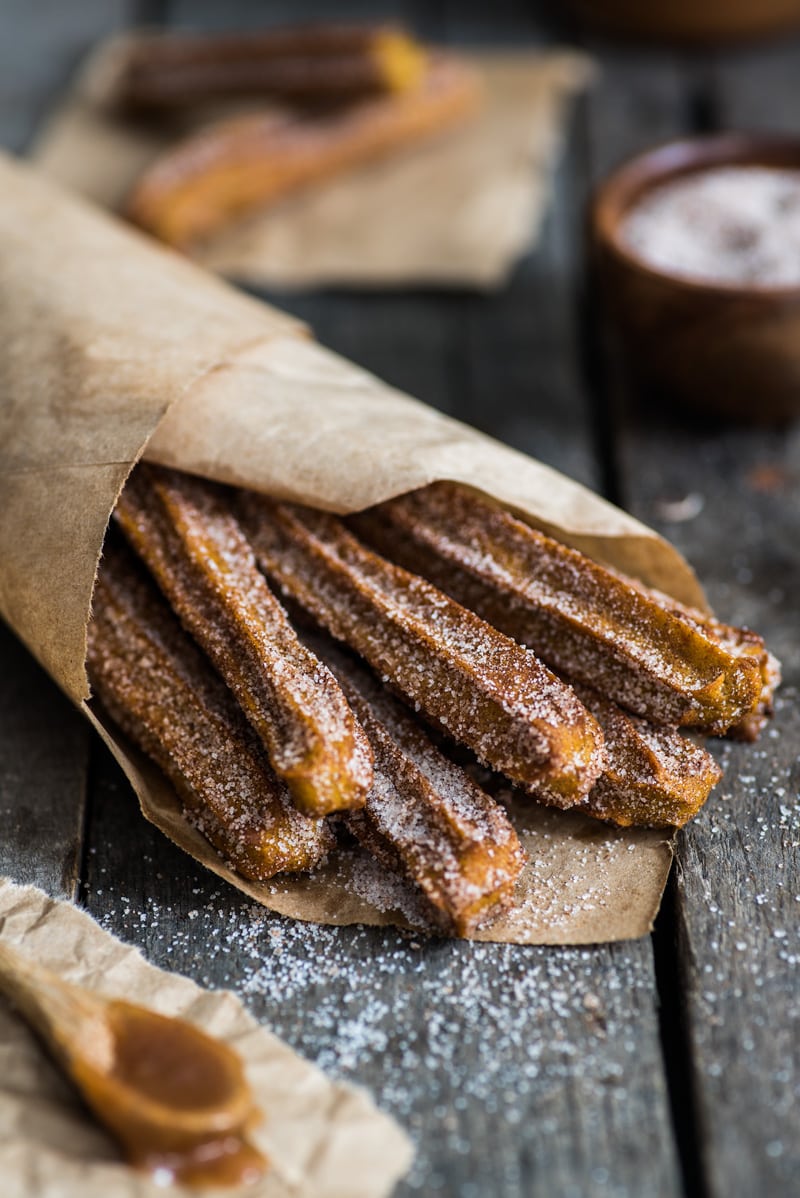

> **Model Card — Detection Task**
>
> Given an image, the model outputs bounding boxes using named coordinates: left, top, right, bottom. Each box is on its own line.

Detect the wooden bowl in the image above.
left=569, top=0, right=800, bottom=44
left=589, top=133, right=800, bottom=424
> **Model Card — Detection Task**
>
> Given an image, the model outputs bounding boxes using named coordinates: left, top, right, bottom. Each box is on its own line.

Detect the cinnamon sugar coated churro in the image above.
left=239, top=496, right=606, bottom=808
left=112, top=25, right=427, bottom=111
left=87, top=467, right=777, bottom=936
left=573, top=685, right=723, bottom=828
left=126, top=55, right=482, bottom=247
left=88, top=541, right=333, bottom=880
left=644, top=589, right=781, bottom=741
left=353, top=482, right=764, bottom=735
left=115, top=465, right=373, bottom=817
left=309, top=637, right=526, bottom=935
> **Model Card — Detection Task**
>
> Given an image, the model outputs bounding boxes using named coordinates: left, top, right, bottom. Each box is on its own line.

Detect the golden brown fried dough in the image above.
left=572, top=685, right=722, bottom=828
left=353, top=483, right=765, bottom=735
left=309, top=637, right=526, bottom=935
left=113, top=25, right=427, bottom=111
left=126, top=55, right=482, bottom=247
left=239, top=496, right=606, bottom=808
left=115, top=465, right=372, bottom=817
left=644, top=590, right=781, bottom=741
left=88, top=542, right=333, bottom=881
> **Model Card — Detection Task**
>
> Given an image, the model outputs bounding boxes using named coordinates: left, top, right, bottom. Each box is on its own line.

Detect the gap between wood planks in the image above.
left=652, top=873, right=712, bottom=1198
left=75, top=737, right=101, bottom=908
left=578, top=51, right=724, bottom=1198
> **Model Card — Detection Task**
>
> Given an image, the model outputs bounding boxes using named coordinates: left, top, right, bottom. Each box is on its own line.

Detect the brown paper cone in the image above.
left=0, top=152, right=697, bottom=944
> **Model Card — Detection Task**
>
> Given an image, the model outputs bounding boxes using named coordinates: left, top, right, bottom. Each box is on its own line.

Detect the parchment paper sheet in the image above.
left=31, top=35, right=593, bottom=289
left=0, top=878, right=413, bottom=1198
left=0, top=152, right=699, bottom=944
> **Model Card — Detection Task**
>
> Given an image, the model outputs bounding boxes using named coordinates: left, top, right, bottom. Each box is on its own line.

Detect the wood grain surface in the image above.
left=1, top=2, right=797, bottom=1196
left=585, top=35, right=800, bottom=1198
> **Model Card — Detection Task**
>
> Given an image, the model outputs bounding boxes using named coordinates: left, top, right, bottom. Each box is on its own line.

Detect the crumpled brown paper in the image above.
left=0, top=878, right=413, bottom=1198
left=0, top=152, right=700, bottom=944
left=30, top=35, right=593, bottom=289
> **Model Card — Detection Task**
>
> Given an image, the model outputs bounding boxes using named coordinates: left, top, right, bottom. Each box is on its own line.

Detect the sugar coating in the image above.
left=619, top=167, right=800, bottom=287
left=316, top=639, right=526, bottom=935
left=357, top=483, right=764, bottom=733
left=88, top=542, right=331, bottom=879
left=575, top=684, right=722, bottom=828
left=116, top=465, right=373, bottom=816
left=241, top=495, right=605, bottom=806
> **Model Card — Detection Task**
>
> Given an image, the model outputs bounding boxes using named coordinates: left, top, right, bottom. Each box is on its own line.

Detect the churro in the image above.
left=115, top=465, right=372, bottom=817
left=88, top=541, right=333, bottom=880
left=112, top=25, right=427, bottom=111
left=309, top=637, right=526, bottom=935
left=353, top=483, right=764, bottom=735
left=573, top=685, right=722, bottom=828
left=645, top=590, right=780, bottom=741
left=239, top=496, right=605, bottom=807
left=126, top=55, right=482, bottom=247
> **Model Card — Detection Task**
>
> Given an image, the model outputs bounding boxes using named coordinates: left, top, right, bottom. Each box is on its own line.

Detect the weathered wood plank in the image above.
left=674, top=695, right=800, bottom=1198
left=441, top=0, right=546, bottom=46
left=0, top=625, right=89, bottom=898
left=612, top=417, right=800, bottom=1198
left=168, top=0, right=392, bottom=31
left=583, top=46, right=690, bottom=185
left=710, top=35, right=800, bottom=132
left=0, top=0, right=129, bottom=151
left=664, top=43, right=800, bottom=1198
left=585, top=37, right=800, bottom=1198
left=264, top=287, right=461, bottom=419
left=454, top=135, right=600, bottom=489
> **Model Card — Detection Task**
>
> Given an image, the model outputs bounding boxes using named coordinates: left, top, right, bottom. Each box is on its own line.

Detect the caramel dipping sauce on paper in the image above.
left=73, top=1000, right=267, bottom=1187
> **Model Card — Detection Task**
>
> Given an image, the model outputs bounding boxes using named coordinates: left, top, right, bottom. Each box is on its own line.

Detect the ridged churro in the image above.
left=92, top=465, right=777, bottom=929
left=308, top=636, right=526, bottom=935
left=115, top=465, right=373, bottom=817
left=573, top=685, right=723, bottom=828
left=353, top=483, right=764, bottom=735
left=112, top=25, right=427, bottom=111
left=239, top=496, right=606, bottom=808
left=126, top=55, right=482, bottom=247
left=88, top=541, right=333, bottom=880
left=645, top=590, right=781, bottom=741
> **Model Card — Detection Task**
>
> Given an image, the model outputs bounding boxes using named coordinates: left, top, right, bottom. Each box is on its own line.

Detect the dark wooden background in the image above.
left=1, top=2, right=798, bottom=1195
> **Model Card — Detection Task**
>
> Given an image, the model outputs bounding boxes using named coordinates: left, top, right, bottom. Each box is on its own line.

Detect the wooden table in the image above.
left=2, top=3, right=798, bottom=1195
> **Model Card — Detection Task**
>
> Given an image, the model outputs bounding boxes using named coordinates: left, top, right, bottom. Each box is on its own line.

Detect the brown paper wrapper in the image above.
left=0, top=152, right=699, bottom=944
left=0, top=878, right=413, bottom=1197
left=31, top=36, right=594, bottom=289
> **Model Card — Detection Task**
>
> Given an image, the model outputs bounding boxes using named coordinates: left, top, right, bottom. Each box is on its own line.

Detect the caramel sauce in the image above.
left=74, top=1000, right=267, bottom=1188
left=131, top=1131, right=266, bottom=1189
left=108, top=1003, right=242, bottom=1109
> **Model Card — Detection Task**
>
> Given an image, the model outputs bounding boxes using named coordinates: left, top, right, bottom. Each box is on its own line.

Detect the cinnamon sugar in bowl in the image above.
left=590, top=133, right=800, bottom=423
